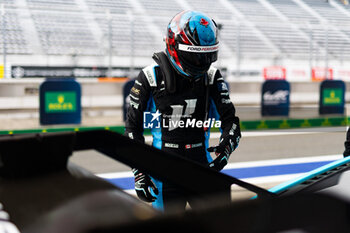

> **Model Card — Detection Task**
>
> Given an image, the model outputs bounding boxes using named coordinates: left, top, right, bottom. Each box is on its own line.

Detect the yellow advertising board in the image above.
left=0, top=65, right=4, bottom=79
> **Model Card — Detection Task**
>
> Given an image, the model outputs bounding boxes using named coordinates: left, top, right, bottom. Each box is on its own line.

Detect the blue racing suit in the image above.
left=125, top=52, right=240, bottom=211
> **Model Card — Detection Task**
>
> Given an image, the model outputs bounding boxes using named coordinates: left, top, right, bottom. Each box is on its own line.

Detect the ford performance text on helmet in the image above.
left=165, top=10, right=219, bottom=77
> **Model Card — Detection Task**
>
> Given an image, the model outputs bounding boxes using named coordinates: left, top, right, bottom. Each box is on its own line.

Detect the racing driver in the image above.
left=125, top=10, right=241, bottom=212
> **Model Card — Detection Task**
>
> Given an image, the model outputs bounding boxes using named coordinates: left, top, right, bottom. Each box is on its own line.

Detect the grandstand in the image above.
left=1, top=0, right=350, bottom=78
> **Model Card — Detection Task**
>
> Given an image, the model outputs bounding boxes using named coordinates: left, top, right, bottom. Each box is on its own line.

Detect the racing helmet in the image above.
left=165, top=10, right=219, bottom=77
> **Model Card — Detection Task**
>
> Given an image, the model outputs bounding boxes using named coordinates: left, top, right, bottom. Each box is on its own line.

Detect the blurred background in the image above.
left=1, top=0, right=350, bottom=196
left=2, top=0, right=350, bottom=127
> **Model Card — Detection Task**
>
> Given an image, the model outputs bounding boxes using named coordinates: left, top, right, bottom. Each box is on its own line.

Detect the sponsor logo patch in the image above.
left=131, top=87, right=140, bottom=95
left=178, top=43, right=219, bottom=53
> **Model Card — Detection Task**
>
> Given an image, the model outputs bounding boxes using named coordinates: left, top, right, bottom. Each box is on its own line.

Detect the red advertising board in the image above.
left=263, top=66, right=286, bottom=80
left=311, top=67, right=333, bottom=81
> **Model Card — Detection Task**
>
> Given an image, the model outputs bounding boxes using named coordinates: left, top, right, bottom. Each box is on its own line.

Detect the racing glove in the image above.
left=343, top=128, right=350, bottom=157
left=343, top=141, right=350, bottom=157
left=132, top=168, right=158, bottom=202
left=207, top=133, right=241, bottom=171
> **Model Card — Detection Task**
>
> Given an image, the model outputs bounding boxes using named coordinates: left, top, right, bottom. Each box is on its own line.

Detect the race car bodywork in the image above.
left=0, top=130, right=349, bottom=233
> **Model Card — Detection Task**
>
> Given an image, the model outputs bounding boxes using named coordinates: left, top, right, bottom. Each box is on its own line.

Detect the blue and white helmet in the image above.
left=165, top=10, right=219, bottom=78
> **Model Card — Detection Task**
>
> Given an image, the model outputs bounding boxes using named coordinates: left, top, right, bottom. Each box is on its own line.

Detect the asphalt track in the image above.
left=70, top=126, right=348, bottom=174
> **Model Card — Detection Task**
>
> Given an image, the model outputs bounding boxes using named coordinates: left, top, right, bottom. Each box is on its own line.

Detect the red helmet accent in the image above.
left=200, top=18, right=209, bottom=27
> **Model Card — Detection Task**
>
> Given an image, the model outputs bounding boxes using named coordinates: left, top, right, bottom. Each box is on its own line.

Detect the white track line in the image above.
left=239, top=173, right=306, bottom=185
left=144, top=128, right=346, bottom=142
left=225, top=154, right=342, bottom=169
left=96, top=154, right=342, bottom=179
left=98, top=171, right=133, bottom=179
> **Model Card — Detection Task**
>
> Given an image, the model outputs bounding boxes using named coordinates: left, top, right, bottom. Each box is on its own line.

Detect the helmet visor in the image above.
left=177, top=43, right=219, bottom=75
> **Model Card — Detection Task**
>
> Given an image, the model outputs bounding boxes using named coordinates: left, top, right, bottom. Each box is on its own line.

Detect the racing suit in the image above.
left=125, top=51, right=240, bottom=211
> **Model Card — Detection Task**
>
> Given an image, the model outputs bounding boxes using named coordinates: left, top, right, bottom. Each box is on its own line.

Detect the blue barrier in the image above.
left=319, top=80, right=345, bottom=115
left=39, top=78, right=81, bottom=125
left=261, top=80, right=290, bottom=116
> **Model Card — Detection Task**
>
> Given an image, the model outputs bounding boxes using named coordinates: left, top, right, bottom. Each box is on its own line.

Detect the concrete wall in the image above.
left=0, top=79, right=348, bottom=110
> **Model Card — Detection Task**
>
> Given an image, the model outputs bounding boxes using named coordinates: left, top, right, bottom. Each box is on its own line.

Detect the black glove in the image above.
left=343, top=141, right=350, bottom=157
left=343, top=134, right=350, bottom=158
left=343, top=128, right=350, bottom=158
left=207, top=134, right=240, bottom=171
left=132, top=169, right=158, bottom=202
